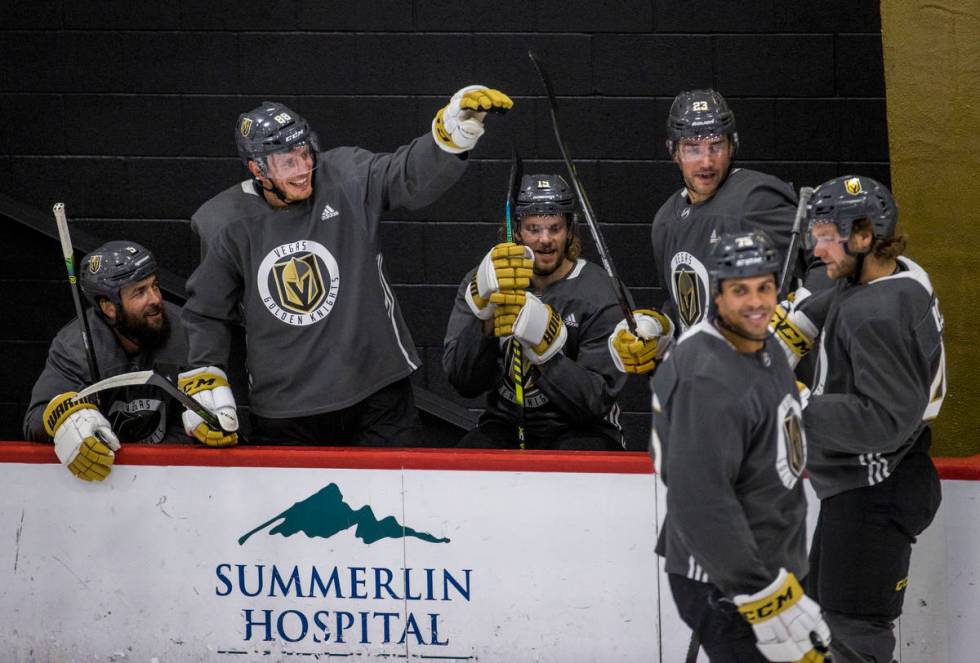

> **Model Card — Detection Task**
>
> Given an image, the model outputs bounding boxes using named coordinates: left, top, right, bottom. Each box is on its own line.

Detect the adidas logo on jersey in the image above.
left=563, top=313, right=578, bottom=327
left=321, top=204, right=339, bottom=221
left=709, top=229, right=720, bottom=244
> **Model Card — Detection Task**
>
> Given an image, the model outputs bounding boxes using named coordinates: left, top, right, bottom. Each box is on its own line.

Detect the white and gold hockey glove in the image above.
left=432, top=85, right=513, bottom=154
left=769, top=290, right=818, bottom=368
left=464, top=242, right=533, bottom=336
left=512, top=293, right=567, bottom=365
left=43, top=391, right=120, bottom=482
left=734, top=568, right=831, bottom=663
left=177, top=366, right=239, bottom=448
left=608, top=309, right=675, bottom=374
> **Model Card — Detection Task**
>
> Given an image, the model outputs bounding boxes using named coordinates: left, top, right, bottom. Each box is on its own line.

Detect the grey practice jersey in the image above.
left=792, top=257, right=947, bottom=499
left=443, top=259, right=627, bottom=446
left=653, top=322, right=808, bottom=596
left=24, top=302, right=189, bottom=443
left=183, top=134, right=466, bottom=418
left=652, top=168, right=815, bottom=332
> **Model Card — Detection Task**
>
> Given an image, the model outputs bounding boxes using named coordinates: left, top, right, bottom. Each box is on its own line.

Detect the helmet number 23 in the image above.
left=692, top=101, right=708, bottom=111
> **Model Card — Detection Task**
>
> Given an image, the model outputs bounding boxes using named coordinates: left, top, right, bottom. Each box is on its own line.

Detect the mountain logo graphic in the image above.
left=238, top=483, right=450, bottom=546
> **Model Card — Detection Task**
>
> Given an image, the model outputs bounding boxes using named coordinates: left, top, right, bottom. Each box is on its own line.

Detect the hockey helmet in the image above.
left=666, top=89, right=739, bottom=156
left=80, top=241, right=158, bottom=307
left=235, top=101, right=320, bottom=171
left=709, top=230, right=780, bottom=290
left=805, top=175, right=897, bottom=250
left=514, top=174, right=576, bottom=218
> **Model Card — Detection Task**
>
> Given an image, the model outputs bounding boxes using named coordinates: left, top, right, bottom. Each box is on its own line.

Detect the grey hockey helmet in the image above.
left=805, top=175, right=897, bottom=249
left=514, top=174, right=576, bottom=218
left=709, top=230, right=780, bottom=290
left=80, top=241, right=158, bottom=307
left=666, top=89, right=739, bottom=155
left=235, top=101, right=320, bottom=169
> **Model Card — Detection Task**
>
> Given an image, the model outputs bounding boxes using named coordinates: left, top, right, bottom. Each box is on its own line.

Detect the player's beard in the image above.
left=115, top=304, right=171, bottom=351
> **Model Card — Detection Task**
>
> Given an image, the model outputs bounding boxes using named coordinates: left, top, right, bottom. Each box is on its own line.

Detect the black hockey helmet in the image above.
left=80, top=241, right=158, bottom=307
left=666, top=89, right=739, bottom=156
left=235, top=101, right=320, bottom=170
left=514, top=174, right=576, bottom=218
left=709, top=230, right=780, bottom=291
left=805, top=175, right=897, bottom=249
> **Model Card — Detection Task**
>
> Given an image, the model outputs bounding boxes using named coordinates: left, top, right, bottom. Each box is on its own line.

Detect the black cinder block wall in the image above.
left=0, top=2, right=889, bottom=446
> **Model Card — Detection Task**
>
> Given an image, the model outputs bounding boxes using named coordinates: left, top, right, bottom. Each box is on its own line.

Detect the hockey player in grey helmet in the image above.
left=24, top=241, right=190, bottom=481
left=610, top=89, right=826, bottom=376
left=183, top=87, right=512, bottom=446
left=769, top=175, right=945, bottom=663
left=443, top=174, right=627, bottom=450
left=653, top=229, right=830, bottom=663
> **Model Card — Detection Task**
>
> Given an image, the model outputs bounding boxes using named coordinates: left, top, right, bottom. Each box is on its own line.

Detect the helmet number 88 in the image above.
left=274, top=113, right=293, bottom=125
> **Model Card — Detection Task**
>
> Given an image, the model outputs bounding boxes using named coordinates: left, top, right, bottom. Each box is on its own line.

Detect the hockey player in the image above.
left=653, top=229, right=830, bottom=662
left=24, top=241, right=190, bottom=481
left=771, top=176, right=945, bottom=663
left=610, top=89, right=824, bottom=375
left=182, top=87, right=512, bottom=446
left=443, top=174, right=627, bottom=450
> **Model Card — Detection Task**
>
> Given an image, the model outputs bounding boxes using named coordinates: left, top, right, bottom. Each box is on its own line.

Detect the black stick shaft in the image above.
left=778, top=187, right=815, bottom=299
left=528, top=50, right=637, bottom=333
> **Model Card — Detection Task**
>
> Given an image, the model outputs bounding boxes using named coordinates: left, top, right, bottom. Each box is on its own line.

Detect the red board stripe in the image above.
left=1, top=442, right=977, bottom=479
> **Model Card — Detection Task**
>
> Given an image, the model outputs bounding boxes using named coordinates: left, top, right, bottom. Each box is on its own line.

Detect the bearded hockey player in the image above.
left=443, top=174, right=627, bottom=450
left=771, top=175, right=945, bottom=663
left=652, top=229, right=830, bottom=662
left=24, top=241, right=189, bottom=481
left=610, top=89, right=824, bottom=375
left=182, top=87, right=512, bottom=446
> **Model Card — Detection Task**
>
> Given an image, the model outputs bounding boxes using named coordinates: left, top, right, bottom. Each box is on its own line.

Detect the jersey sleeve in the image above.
left=805, top=316, right=929, bottom=454
left=442, top=273, right=502, bottom=398
left=182, top=234, right=243, bottom=371
left=659, top=372, right=773, bottom=595
left=535, top=283, right=628, bottom=423
left=356, top=134, right=468, bottom=228
left=23, top=327, right=92, bottom=442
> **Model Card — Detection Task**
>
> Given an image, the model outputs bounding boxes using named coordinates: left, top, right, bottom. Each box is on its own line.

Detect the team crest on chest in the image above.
left=257, top=240, right=340, bottom=326
left=669, top=252, right=709, bottom=331
left=775, top=393, right=806, bottom=488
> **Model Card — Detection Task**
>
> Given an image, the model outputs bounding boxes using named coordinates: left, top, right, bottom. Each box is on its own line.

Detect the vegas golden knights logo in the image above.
left=273, top=253, right=326, bottom=314
left=88, top=254, right=102, bottom=274
left=783, top=411, right=805, bottom=477
left=239, top=117, right=252, bottom=137
left=674, top=267, right=702, bottom=329
left=845, top=177, right=863, bottom=195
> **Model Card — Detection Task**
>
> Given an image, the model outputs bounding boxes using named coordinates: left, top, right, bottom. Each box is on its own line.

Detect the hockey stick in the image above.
left=505, top=145, right=527, bottom=450
left=528, top=50, right=637, bottom=334
left=53, top=203, right=102, bottom=391
left=777, top=186, right=815, bottom=299
left=74, top=370, right=237, bottom=435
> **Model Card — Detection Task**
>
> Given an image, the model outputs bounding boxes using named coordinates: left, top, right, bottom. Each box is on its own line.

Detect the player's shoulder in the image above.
left=848, top=256, right=936, bottom=321
left=653, top=189, right=686, bottom=226
left=722, top=168, right=795, bottom=203
left=667, top=322, right=745, bottom=393
left=192, top=180, right=268, bottom=239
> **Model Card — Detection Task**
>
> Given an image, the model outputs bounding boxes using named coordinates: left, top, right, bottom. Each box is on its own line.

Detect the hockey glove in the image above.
left=770, top=292, right=817, bottom=367
left=44, top=392, right=120, bottom=482
left=734, top=568, right=831, bottom=663
left=433, top=85, right=513, bottom=154
left=608, top=309, right=675, bottom=374
left=493, top=290, right=527, bottom=337
left=177, top=366, right=239, bottom=447
left=512, top=293, right=567, bottom=365
left=464, top=243, right=533, bottom=319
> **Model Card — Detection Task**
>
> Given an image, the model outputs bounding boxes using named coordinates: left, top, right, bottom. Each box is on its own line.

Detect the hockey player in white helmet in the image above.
left=183, top=87, right=512, bottom=446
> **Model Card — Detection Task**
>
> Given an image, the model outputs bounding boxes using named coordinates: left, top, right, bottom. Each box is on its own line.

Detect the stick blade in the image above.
left=75, top=370, right=154, bottom=400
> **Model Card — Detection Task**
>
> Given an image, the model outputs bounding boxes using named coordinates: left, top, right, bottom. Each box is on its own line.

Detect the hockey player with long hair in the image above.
left=443, top=174, right=627, bottom=450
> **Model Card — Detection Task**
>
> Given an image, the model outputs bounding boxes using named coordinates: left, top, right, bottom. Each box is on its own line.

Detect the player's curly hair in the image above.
left=853, top=218, right=907, bottom=260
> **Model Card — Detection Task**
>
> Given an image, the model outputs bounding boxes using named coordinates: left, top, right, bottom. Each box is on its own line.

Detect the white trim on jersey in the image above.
left=687, top=556, right=710, bottom=583
left=858, top=452, right=891, bottom=486
left=376, top=253, right=419, bottom=371
left=651, top=393, right=664, bottom=475
left=240, top=180, right=258, bottom=196
left=566, top=258, right=586, bottom=280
